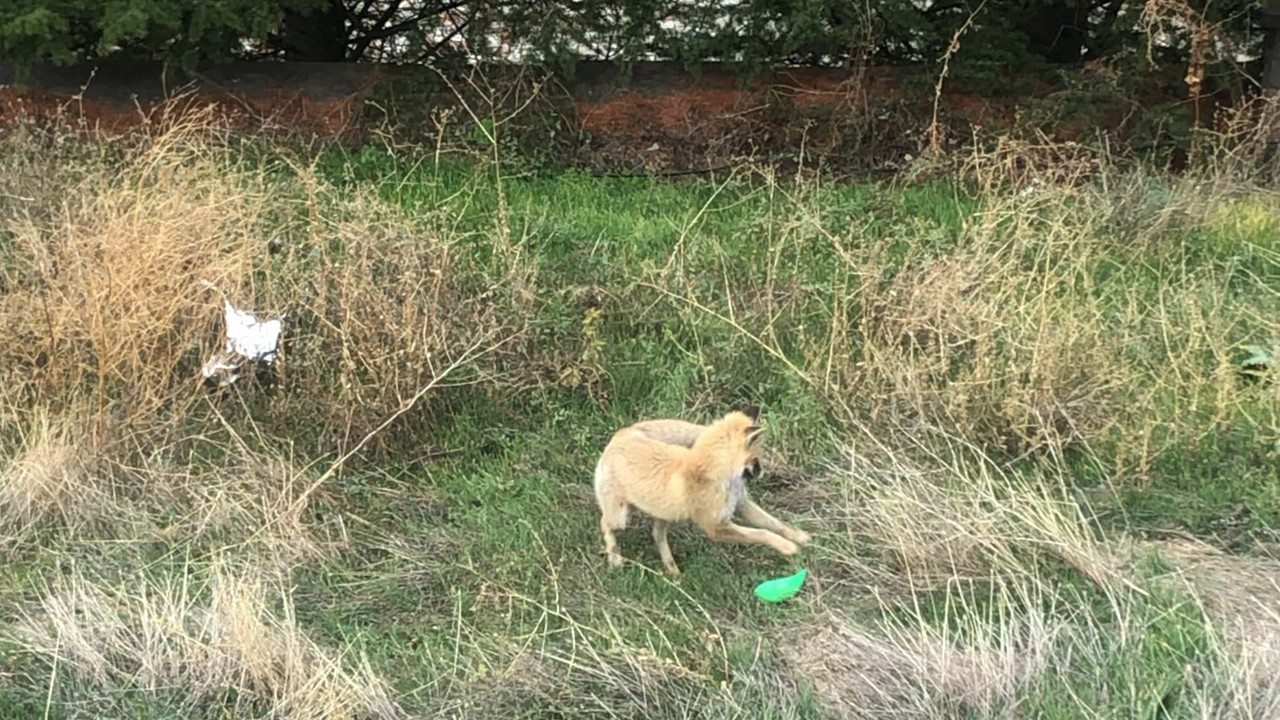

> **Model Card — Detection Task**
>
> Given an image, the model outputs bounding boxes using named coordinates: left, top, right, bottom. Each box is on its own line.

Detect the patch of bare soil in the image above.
left=0, top=86, right=364, bottom=140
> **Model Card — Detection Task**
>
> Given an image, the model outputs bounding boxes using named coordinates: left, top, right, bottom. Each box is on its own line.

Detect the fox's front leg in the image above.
left=739, top=500, right=812, bottom=546
left=701, top=521, right=798, bottom=556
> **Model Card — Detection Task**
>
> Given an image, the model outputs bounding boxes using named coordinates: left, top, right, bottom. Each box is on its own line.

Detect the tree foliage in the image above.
left=0, top=0, right=326, bottom=71
left=0, top=0, right=1272, bottom=87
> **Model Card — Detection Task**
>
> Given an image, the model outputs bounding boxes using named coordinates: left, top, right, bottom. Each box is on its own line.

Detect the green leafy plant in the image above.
left=1241, top=344, right=1275, bottom=382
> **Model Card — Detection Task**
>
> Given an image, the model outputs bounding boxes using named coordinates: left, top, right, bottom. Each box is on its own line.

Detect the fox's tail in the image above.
left=592, top=456, right=608, bottom=495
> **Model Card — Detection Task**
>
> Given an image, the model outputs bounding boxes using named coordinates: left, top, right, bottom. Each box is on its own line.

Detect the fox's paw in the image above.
left=790, top=529, right=812, bottom=545
left=663, top=563, right=682, bottom=577
left=777, top=539, right=800, bottom=556
left=607, top=553, right=624, bottom=569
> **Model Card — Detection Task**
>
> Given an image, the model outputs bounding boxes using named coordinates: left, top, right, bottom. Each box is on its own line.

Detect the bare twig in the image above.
left=928, top=0, right=987, bottom=157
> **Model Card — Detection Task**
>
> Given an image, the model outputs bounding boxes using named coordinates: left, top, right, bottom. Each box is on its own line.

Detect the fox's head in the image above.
left=737, top=404, right=766, bottom=480
left=692, top=404, right=767, bottom=480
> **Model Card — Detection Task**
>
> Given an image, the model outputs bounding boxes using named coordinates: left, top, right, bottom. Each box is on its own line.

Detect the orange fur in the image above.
left=593, top=407, right=812, bottom=575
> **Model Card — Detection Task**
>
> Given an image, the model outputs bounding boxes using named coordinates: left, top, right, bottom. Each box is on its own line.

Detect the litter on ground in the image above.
left=200, top=285, right=284, bottom=386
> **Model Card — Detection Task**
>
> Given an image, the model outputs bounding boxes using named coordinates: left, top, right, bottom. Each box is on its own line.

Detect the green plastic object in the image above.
left=753, top=568, right=807, bottom=603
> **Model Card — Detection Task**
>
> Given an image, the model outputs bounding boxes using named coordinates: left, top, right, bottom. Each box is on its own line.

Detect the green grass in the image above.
left=0, top=126, right=1277, bottom=718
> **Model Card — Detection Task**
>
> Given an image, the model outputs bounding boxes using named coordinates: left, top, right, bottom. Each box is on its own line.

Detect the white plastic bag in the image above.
left=201, top=287, right=284, bottom=387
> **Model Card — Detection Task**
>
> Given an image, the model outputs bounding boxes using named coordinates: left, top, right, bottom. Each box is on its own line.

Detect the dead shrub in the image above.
left=0, top=112, right=260, bottom=437
left=0, top=107, right=529, bottom=461
left=261, top=188, right=525, bottom=450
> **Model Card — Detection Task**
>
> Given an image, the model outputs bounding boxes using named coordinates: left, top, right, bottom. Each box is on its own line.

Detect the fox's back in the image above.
left=595, top=429, right=701, bottom=521
left=625, top=419, right=706, bottom=448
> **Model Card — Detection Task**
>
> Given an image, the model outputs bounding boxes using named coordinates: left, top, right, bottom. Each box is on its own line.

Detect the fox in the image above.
left=593, top=405, right=812, bottom=576
left=625, top=416, right=766, bottom=481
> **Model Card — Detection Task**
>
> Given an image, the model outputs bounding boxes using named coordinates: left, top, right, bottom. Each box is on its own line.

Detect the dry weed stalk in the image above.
left=926, top=0, right=987, bottom=157
left=1198, top=95, right=1280, bottom=181
left=1137, top=0, right=1221, bottom=101
left=1137, top=0, right=1247, bottom=161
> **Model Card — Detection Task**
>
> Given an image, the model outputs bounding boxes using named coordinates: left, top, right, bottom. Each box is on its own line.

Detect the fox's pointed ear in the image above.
left=745, top=425, right=766, bottom=447
left=737, top=404, right=761, bottom=422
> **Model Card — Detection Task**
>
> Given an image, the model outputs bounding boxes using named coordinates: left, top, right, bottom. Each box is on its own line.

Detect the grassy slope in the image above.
left=0, top=126, right=1277, bottom=718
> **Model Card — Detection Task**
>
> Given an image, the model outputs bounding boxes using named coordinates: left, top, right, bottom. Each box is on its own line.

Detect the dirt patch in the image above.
left=0, top=60, right=386, bottom=140
left=0, top=86, right=365, bottom=139
left=573, top=66, right=901, bottom=138
left=0, top=59, right=1226, bottom=174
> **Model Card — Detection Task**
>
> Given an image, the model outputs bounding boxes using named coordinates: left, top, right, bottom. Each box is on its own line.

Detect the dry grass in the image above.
left=453, top=643, right=720, bottom=719
left=11, top=564, right=400, bottom=719
left=0, top=106, right=1276, bottom=717
left=0, top=406, right=106, bottom=545
left=783, top=604, right=1060, bottom=718
left=779, top=425, right=1113, bottom=716
left=0, top=407, right=336, bottom=575
left=776, top=429, right=1280, bottom=719
left=761, top=154, right=1273, bottom=717
left=0, top=113, right=534, bottom=715
left=822, top=426, right=1124, bottom=596
left=1152, top=539, right=1280, bottom=717
left=427, top=565, right=735, bottom=719
left=130, top=443, right=334, bottom=574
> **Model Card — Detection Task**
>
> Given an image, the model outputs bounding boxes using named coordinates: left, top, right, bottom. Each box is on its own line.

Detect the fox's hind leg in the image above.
left=599, top=503, right=629, bottom=567
left=595, top=461, right=629, bottom=568
left=652, top=520, right=680, bottom=576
